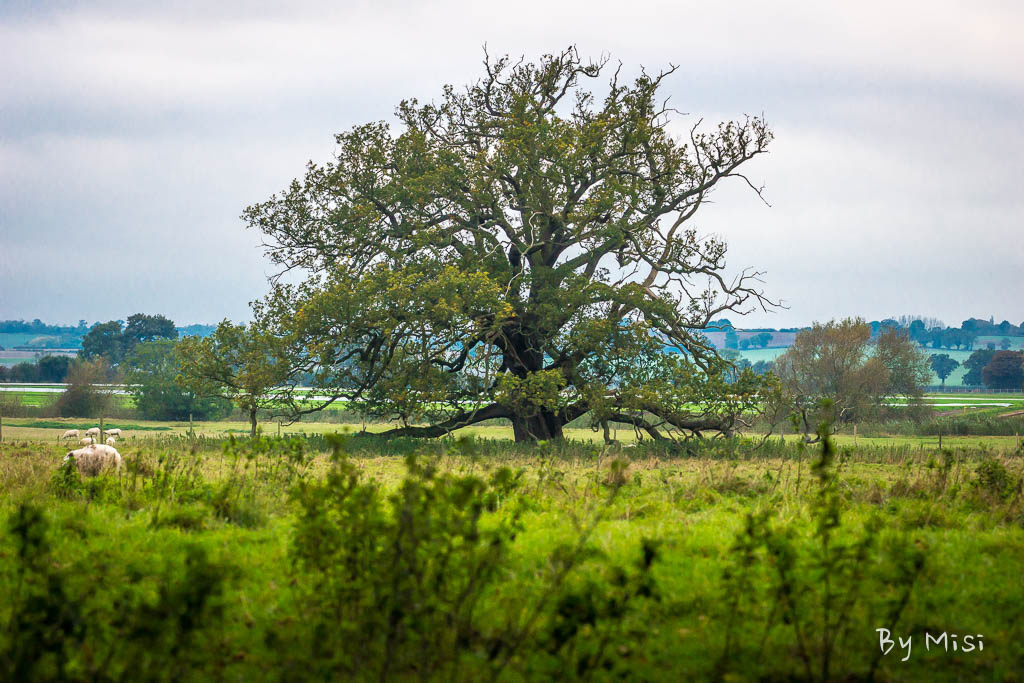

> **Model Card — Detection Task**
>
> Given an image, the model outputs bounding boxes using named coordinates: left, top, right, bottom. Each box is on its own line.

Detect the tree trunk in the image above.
left=249, top=407, right=258, bottom=438
left=500, top=328, right=570, bottom=443
left=511, top=409, right=564, bottom=442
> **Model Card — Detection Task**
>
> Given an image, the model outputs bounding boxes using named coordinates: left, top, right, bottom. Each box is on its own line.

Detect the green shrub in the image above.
left=973, top=458, right=1018, bottom=501
left=282, top=450, right=525, bottom=678
left=715, top=425, right=927, bottom=680
left=49, top=457, right=83, bottom=500
left=0, top=503, right=228, bottom=682
left=279, top=438, right=658, bottom=680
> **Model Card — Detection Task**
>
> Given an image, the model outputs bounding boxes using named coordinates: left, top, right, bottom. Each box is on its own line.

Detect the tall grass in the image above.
left=0, top=435, right=1022, bottom=679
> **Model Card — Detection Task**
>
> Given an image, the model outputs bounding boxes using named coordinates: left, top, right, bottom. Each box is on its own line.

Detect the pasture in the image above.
left=3, top=411, right=1024, bottom=452
left=3, top=389, right=1024, bottom=679
left=1, top=429, right=1023, bottom=679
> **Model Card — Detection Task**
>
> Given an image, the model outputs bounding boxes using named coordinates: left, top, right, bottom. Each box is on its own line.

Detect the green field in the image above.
left=0, top=390, right=134, bottom=410
left=1, top=429, right=1023, bottom=679
left=4, top=415, right=1024, bottom=454
left=909, top=348, right=976, bottom=387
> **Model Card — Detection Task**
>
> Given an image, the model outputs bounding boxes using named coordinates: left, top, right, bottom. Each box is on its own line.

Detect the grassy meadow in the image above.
left=2, top=415, right=1024, bottom=679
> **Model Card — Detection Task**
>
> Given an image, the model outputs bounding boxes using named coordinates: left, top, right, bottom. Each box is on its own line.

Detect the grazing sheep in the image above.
left=85, top=427, right=101, bottom=437
left=79, top=437, right=96, bottom=446
left=104, top=428, right=122, bottom=438
left=65, top=444, right=122, bottom=476
left=61, top=429, right=80, bottom=441
left=105, top=436, right=117, bottom=446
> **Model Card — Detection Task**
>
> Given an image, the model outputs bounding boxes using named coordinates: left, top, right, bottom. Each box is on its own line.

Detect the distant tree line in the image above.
left=10, top=314, right=1015, bottom=350
left=945, top=348, right=1024, bottom=390
left=736, top=342, right=1022, bottom=394
left=0, top=319, right=90, bottom=335
left=0, top=319, right=220, bottom=351
left=739, top=332, right=774, bottom=350
left=74, top=313, right=235, bottom=421
left=0, top=355, right=73, bottom=383
left=702, top=316, right=1023, bottom=347
left=177, top=323, right=218, bottom=338
left=0, top=314, right=234, bottom=421
left=707, top=319, right=775, bottom=350
left=2, top=313, right=298, bottom=429
left=706, top=315, right=1023, bottom=355
left=896, top=316, right=1023, bottom=351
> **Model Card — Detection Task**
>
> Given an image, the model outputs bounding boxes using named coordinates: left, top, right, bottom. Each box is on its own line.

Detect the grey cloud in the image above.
left=1, top=0, right=1021, bottom=328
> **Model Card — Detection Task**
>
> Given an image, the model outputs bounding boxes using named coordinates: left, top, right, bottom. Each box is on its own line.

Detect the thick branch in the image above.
left=370, top=402, right=510, bottom=439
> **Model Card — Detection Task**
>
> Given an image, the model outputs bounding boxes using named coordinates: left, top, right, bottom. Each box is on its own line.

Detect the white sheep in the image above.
left=61, top=429, right=80, bottom=441
left=64, top=444, right=122, bottom=476
left=104, top=428, right=122, bottom=438
left=105, top=436, right=117, bottom=446
left=79, top=437, right=96, bottom=446
left=85, top=427, right=101, bottom=437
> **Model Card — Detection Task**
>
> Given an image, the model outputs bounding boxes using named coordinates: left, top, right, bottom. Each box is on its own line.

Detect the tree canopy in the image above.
left=928, top=354, right=959, bottom=387
left=981, top=351, right=1024, bottom=391
left=0, top=355, right=71, bottom=383
left=123, top=314, right=177, bottom=350
left=248, top=47, right=774, bottom=442
left=176, top=321, right=291, bottom=437
left=79, top=314, right=177, bottom=365
left=54, top=358, right=116, bottom=418
left=962, top=349, right=997, bottom=386
left=773, top=319, right=930, bottom=439
left=751, top=332, right=773, bottom=348
left=80, top=321, right=126, bottom=364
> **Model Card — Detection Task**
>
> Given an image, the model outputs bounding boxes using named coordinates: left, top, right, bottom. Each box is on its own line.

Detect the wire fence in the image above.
left=924, top=385, right=1022, bottom=394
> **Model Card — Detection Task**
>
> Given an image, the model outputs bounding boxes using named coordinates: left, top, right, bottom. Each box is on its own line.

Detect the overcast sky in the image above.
left=1, top=0, right=1021, bottom=329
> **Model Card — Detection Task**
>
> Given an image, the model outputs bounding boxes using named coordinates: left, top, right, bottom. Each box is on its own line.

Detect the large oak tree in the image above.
left=248, top=48, right=774, bottom=442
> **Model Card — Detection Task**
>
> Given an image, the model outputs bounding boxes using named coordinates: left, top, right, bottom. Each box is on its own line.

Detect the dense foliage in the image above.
left=80, top=314, right=177, bottom=365
left=963, top=349, right=998, bottom=386
left=981, top=351, right=1024, bottom=391
left=0, top=355, right=71, bottom=383
left=247, top=47, right=774, bottom=442
left=0, top=319, right=89, bottom=335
